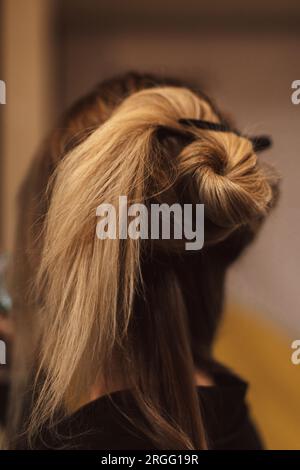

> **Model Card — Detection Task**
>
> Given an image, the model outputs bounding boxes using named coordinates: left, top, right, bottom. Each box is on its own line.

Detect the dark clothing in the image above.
left=17, top=364, right=263, bottom=450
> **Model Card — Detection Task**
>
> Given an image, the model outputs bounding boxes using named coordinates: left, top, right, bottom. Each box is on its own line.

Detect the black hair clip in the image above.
left=178, top=119, right=272, bottom=153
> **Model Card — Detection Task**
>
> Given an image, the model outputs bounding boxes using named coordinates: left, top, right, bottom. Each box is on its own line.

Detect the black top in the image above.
left=16, top=364, right=263, bottom=450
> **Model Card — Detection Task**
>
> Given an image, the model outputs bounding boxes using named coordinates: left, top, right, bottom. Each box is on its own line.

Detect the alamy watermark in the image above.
left=96, top=196, right=204, bottom=251
left=291, top=80, right=300, bottom=105
left=0, top=80, right=6, bottom=105
left=291, top=340, right=300, bottom=365
left=0, top=340, right=6, bottom=365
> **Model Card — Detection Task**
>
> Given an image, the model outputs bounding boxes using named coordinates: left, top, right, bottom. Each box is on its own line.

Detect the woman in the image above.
left=7, top=72, right=279, bottom=450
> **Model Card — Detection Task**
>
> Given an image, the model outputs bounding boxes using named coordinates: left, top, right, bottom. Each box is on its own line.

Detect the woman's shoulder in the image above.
left=21, top=363, right=262, bottom=450
left=198, top=362, right=263, bottom=449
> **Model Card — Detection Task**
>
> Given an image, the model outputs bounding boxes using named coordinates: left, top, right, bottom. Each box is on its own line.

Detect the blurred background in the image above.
left=0, top=0, right=300, bottom=449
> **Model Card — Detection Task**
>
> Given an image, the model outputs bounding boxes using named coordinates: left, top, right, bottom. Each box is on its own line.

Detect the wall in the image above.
left=1, top=0, right=55, bottom=252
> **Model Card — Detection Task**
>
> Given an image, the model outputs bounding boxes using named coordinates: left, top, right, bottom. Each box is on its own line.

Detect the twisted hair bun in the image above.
left=177, top=129, right=277, bottom=241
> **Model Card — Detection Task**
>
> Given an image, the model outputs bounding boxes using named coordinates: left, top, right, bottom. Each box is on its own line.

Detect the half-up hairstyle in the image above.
left=7, top=72, right=279, bottom=450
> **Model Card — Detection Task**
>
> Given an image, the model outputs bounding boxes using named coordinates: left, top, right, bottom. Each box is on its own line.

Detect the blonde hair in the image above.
left=8, top=73, right=279, bottom=449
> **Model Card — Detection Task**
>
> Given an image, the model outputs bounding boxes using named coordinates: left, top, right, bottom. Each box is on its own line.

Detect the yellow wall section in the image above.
left=214, top=304, right=300, bottom=450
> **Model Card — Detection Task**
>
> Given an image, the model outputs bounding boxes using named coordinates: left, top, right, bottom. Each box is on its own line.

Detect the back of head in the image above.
left=8, top=72, right=279, bottom=450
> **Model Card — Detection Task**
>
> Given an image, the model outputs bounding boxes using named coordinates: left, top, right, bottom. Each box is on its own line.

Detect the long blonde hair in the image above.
left=8, top=72, right=279, bottom=449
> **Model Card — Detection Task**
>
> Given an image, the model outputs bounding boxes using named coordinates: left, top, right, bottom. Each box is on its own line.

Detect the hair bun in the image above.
left=177, top=132, right=275, bottom=240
